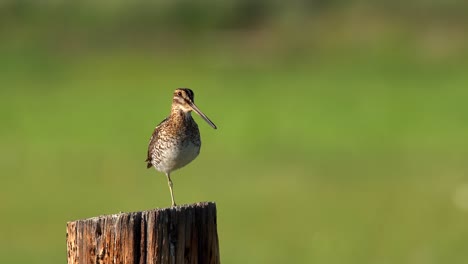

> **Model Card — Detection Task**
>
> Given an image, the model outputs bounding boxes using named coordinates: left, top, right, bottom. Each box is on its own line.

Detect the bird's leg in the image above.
left=166, top=173, right=176, bottom=206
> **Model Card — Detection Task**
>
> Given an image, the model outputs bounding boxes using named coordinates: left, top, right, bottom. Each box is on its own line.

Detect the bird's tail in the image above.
left=145, top=158, right=153, bottom=169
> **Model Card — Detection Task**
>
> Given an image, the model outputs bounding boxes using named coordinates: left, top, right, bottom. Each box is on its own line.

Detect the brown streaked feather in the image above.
left=146, top=117, right=168, bottom=169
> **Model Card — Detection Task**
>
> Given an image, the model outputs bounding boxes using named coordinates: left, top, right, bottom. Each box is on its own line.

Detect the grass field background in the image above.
left=1, top=2, right=468, bottom=263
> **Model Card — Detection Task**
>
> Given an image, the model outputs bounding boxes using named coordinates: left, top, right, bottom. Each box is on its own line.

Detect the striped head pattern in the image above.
left=172, top=88, right=217, bottom=129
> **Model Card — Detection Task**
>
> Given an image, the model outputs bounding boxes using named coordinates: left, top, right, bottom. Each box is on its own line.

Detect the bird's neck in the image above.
left=170, top=108, right=193, bottom=124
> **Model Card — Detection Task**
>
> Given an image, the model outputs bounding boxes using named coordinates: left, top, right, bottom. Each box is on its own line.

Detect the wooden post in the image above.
left=66, top=202, right=220, bottom=264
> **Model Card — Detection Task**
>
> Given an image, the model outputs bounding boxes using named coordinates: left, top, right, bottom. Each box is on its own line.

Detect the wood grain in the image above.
left=66, top=202, right=220, bottom=264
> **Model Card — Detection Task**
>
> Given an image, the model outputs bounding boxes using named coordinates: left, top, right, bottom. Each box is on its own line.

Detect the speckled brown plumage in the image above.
left=146, top=88, right=217, bottom=207
left=146, top=109, right=201, bottom=171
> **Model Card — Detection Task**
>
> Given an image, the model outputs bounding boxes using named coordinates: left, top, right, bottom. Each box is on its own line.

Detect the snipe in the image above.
left=146, top=88, right=217, bottom=206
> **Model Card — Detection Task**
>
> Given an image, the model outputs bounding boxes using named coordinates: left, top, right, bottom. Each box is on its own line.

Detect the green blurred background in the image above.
left=1, top=1, right=468, bottom=263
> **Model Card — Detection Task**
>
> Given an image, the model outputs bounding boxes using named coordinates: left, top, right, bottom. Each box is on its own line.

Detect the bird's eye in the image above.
left=178, top=92, right=182, bottom=96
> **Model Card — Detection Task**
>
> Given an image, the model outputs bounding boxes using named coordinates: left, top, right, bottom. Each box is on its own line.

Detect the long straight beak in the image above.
left=189, top=102, right=217, bottom=129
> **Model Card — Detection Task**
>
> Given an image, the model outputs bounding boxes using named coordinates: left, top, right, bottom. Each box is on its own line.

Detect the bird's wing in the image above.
left=146, top=117, right=168, bottom=168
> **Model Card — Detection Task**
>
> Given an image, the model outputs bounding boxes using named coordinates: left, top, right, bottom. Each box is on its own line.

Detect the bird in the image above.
left=146, top=88, right=217, bottom=207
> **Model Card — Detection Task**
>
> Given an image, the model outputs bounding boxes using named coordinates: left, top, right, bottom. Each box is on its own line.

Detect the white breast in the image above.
left=155, top=139, right=200, bottom=174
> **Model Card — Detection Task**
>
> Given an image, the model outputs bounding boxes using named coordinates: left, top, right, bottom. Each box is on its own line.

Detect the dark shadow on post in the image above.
left=66, top=202, right=220, bottom=264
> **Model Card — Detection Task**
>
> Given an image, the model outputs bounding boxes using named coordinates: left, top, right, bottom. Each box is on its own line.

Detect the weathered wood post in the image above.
left=66, top=202, right=220, bottom=264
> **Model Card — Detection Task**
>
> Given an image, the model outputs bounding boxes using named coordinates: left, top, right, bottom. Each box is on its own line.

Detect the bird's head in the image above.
left=172, top=88, right=217, bottom=129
